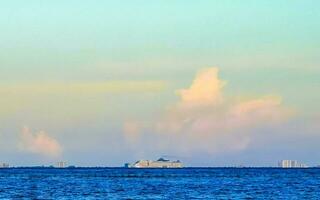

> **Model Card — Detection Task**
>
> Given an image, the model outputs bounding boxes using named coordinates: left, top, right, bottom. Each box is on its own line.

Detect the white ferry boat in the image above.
left=125, top=158, right=183, bottom=168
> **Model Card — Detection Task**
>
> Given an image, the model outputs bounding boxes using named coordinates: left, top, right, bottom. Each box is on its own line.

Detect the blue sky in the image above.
left=0, top=1, right=319, bottom=166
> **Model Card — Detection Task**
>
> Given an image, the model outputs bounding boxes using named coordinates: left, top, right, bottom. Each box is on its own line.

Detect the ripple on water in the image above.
left=0, top=168, right=320, bottom=199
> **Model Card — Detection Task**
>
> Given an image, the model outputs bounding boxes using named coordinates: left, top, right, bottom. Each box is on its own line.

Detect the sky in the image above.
left=0, top=0, right=319, bottom=167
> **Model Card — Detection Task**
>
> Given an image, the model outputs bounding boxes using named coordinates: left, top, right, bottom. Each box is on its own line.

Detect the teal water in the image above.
left=0, top=168, right=319, bottom=199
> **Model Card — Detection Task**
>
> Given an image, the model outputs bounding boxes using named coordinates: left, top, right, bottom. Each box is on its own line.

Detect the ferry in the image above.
left=124, top=158, right=183, bottom=168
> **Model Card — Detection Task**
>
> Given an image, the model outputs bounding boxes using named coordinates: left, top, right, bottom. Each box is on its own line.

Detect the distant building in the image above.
left=56, top=161, right=67, bottom=168
left=126, top=158, right=183, bottom=168
left=0, top=163, right=9, bottom=168
left=279, top=160, right=297, bottom=168
left=299, top=163, right=308, bottom=168
left=278, top=160, right=308, bottom=168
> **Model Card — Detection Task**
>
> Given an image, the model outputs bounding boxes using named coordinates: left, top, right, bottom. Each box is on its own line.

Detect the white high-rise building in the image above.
left=279, top=160, right=307, bottom=168
left=56, top=161, right=67, bottom=168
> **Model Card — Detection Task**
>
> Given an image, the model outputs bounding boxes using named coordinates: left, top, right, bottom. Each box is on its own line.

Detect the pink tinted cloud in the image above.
left=178, top=68, right=226, bottom=107
left=123, top=67, right=293, bottom=154
left=20, top=126, right=62, bottom=157
left=123, top=121, right=143, bottom=143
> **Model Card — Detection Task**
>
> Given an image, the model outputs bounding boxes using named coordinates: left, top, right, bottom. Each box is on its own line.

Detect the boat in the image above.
left=124, top=158, right=183, bottom=168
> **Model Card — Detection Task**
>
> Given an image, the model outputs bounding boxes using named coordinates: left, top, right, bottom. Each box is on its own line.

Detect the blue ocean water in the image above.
left=0, top=168, right=319, bottom=199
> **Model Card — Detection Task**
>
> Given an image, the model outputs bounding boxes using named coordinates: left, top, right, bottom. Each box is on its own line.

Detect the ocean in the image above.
left=0, top=168, right=319, bottom=199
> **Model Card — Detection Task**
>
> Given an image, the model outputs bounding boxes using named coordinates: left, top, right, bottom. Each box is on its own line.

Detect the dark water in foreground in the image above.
left=0, top=168, right=320, bottom=199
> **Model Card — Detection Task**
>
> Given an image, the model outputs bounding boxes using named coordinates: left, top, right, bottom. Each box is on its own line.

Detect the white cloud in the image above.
left=123, top=67, right=293, bottom=155
left=178, top=68, right=226, bottom=106
left=19, top=126, right=62, bottom=157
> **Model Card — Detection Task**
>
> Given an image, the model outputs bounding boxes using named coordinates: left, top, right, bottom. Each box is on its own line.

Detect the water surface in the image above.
left=0, top=168, right=319, bottom=199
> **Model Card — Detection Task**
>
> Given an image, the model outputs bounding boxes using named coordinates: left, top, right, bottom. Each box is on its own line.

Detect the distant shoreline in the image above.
left=1, top=167, right=320, bottom=169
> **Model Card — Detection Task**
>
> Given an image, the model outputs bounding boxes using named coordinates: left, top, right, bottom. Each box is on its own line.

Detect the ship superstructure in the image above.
left=125, top=158, right=183, bottom=168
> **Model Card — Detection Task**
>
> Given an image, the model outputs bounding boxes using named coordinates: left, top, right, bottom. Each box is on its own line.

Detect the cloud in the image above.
left=0, top=80, right=168, bottom=122
left=123, top=67, right=293, bottom=155
left=19, top=126, right=62, bottom=157
left=178, top=68, right=226, bottom=107
left=123, top=120, right=143, bottom=144
left=0, top=80, right=167, bottom=95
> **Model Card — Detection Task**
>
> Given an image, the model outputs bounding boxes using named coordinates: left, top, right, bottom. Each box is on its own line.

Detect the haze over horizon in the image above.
left=1, top=1, right=320, bottom=167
